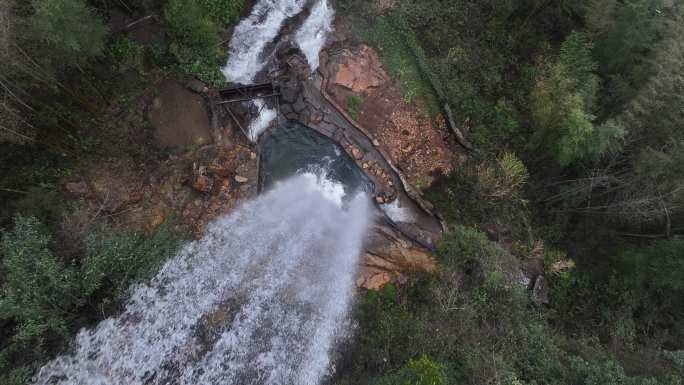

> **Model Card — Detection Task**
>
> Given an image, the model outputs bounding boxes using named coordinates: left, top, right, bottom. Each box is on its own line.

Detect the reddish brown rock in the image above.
left=350, top=147, right=363, bottom=160
left=192, top=167, right=214, bottom=193
left=208, top=155, right=238, bottom=177
left=361, top=272, right=392, bottom=290
left=330, top=45, right=389, bottom=94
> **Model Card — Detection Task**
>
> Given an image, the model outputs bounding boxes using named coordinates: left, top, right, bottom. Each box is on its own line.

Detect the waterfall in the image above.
left=221, top=0, right=308, bottom=84
left=34, top=174, right=370, bottom=385
left=295, top=0, right=334, bottom=72
left=246, top=98, right=278, bottom=142
left=221, top=0, right=336, bottom=142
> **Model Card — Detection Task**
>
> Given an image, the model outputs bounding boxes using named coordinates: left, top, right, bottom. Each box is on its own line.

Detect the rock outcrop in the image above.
left=323, top=43, right=462, bottom=189
left=330, top=45, right=388, bottom=94
left=357, top=222, right=437, bottom=290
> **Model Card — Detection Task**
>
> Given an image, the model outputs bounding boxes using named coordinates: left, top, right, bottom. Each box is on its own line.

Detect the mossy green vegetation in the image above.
left=362, top=15, right=440, bottom=114
left=337, top=0, right=684, bottom=383
left=0, top=215, right=187, bottom=384
left=164, top=0, right=244, bottom=86
left=333, top=227, right=682, bottom=385
left=346, top=95, right=363, bottom=121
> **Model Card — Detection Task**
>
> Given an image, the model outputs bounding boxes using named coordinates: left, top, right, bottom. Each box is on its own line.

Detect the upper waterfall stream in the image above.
left=222, top=0, right=335, bottom=142
left=35, top=175, right=370, bottom=385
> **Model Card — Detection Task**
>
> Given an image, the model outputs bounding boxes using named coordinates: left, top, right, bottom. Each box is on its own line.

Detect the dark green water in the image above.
left=260, top=121, right=372, bottom=199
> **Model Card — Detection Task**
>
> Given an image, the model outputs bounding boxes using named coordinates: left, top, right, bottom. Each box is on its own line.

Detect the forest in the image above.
left=1, top=0, right=684, bottom=384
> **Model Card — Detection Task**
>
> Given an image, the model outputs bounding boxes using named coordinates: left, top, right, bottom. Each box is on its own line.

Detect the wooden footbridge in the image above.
left=216, top=82, right=281, bottom=141
left=217, top=82, right=280, bottom=105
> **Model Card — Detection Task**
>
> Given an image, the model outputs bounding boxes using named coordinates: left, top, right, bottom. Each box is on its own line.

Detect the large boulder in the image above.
left=356, top=221, right=437, bottom=290
left=148, top=80, right=212, bottom=148
left=330, top=45, right=389, bottom=94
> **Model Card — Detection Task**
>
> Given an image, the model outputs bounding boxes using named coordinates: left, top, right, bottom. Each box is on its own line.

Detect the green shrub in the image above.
left=109, top=37, right=146, bottom=74
left=347, top=95, right=363, bottom=120
left=198, top=0, right=244, bottom=25
left=164, top=0, right=224, bottom=85
left=0, top=214, right=185, bottom=381
left=365, top=16, right=440, bottom=113
left=374, top=354, right=448, bottom=385
left=0, top=216, right=80, bottom=347
left=82, top=220, right=185, bottom=299
left=354, top=284, right=425, bottom=371
left=29, top=0, right=107, bottom=69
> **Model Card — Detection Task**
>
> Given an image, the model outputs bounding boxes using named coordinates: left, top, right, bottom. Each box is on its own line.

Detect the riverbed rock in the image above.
left=186, top=79, right=209, bottom=94
left=350, top=146, right=363, bottom=160
left=359, top=222, right=437, bottom=289
left=360, top=272, right=392, bottom=290
left=234, top=175, right=249, bottom=183
left=193, top=174, right=214, bottom=193
left=324, top=43, right=461, bottom=190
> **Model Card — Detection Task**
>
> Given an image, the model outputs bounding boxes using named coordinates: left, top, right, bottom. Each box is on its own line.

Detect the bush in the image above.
left=82, top=220, right=185, bottom=299
left=551, top=239, right=684, bottom=348
left=29, top=0, right=107, bottom=69
left=164, top=0, right=224, bottom=85
left=347, top=95, right=363, bottom=120
left=198, top=0, right=244, bottom=26
left=0, top=216, right=80, bottom=378
left=0, top=214, right=185, bottom=382
left=108, top=37, right=146, bottom=74
left=364, top=15, right=440, bottom=113
left=374, top=354, right=448, bottom=385
left=425, top=153, right=528, bottom=226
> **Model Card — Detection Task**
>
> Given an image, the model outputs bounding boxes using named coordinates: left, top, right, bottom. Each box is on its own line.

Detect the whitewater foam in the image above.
left=295, top=0, right=335, bottom=73
left=35, top=175, right=370, bottom=385
left=247, top=98, right=277, bottom=141
left=222, top=0, right=307, bottom=84
left=381, top=198, right=416, bottom=223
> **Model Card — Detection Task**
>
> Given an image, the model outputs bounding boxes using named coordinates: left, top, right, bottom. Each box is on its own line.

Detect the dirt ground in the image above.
left=148, top=80, right=213, bottom=148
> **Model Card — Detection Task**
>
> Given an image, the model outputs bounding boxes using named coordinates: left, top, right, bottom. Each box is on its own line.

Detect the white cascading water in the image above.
left=34, top=174, right=370, bottom=385
left=381, top=199, right=416, bottom=224
left=221, top=0, right=308, bottom=84
left=246, top=98, right=278, bottom=142
left=222, top=0, right=335, bottom=142
left=295, top=0, right=334, bottom=72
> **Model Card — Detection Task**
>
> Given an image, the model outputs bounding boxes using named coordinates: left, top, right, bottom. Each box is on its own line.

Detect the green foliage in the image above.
left=470, top=99, right=522, bottom=148
left=364, top=15, right=440, bottom=113
left=374, top=354, right=448, bottom=385
left=437, top=226, right=500, bottom=273
left=346, top=95, right=363, bottom=121
left=0, top=214, right=185, bottom=381
left=589, top=0, right=662, bottom=116
left=551, top=239, right=684, bottom=348
left=198, top=0, right=244, bottom=26
left=108, top=37, right=146, bottom=74
left=530, top=32, right=624, bottom=165
left=352, top=283, right=426, bottom=371
left=425, top=153, right=528, bottom=227
left=0, top=216, right=79, bottom=347
left=29, top=0, right=107, bottom=69
left=164, top=0, right=225, bottom=85
left=82, top=220, right=185, bottom=298
left=334, top=224, right=676, bottom=385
